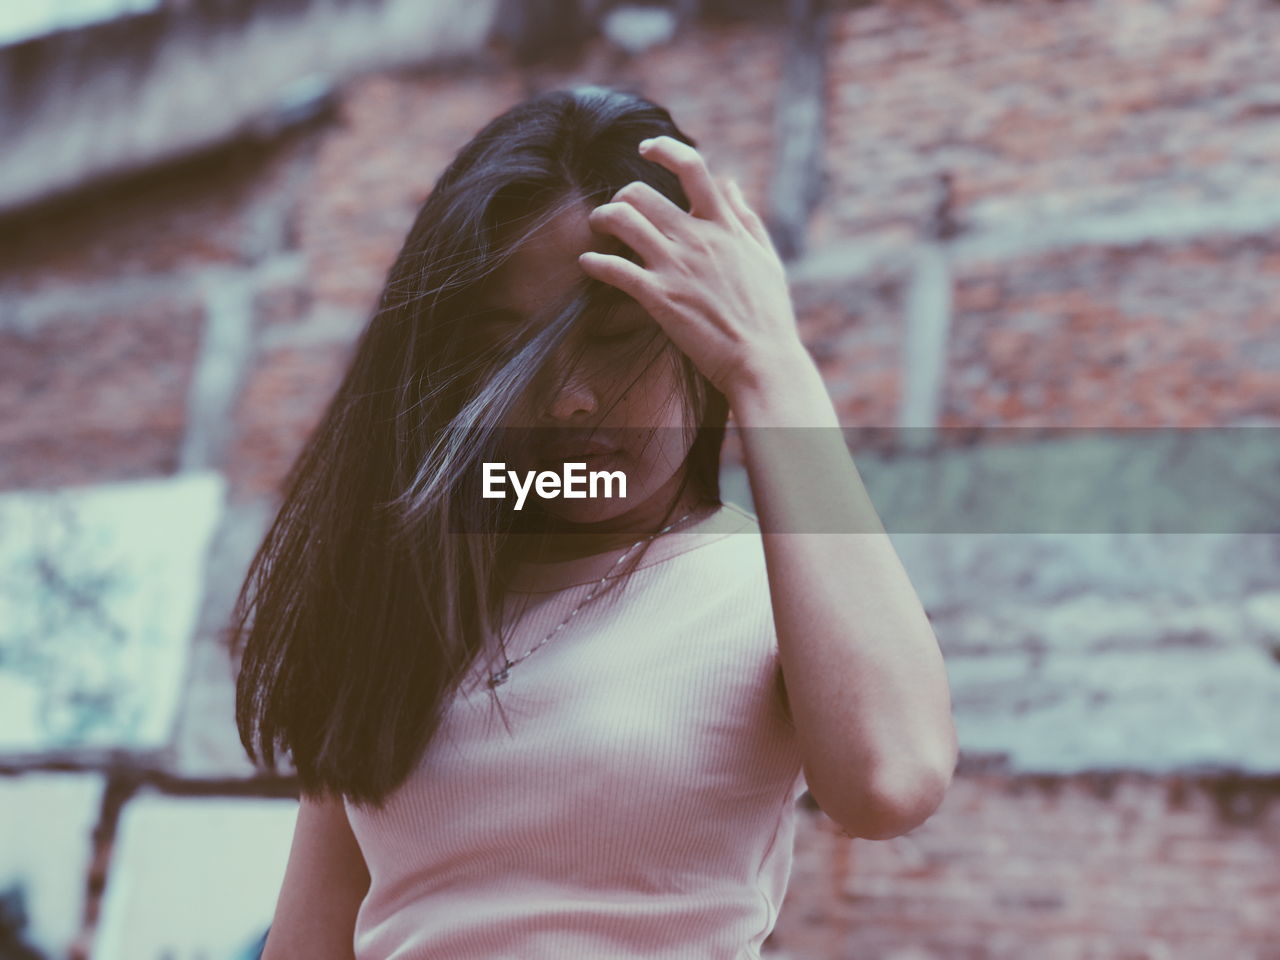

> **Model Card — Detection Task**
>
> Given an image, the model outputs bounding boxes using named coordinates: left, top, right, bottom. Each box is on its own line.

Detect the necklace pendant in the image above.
left=487, top=666, right=510, bottom=688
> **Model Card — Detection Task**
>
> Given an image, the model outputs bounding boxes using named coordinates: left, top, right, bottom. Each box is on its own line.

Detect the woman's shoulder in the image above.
left=651, top=501, right=767, bottom=591
left=718, top=500, right=761, bottom=531
left=618, top=501, right=752, bottom=563
left=709, top=505, right=765, bottom=573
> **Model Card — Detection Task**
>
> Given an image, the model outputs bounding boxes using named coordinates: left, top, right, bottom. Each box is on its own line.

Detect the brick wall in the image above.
left=2, top=0, right=1278, bottom=956
left=774, top=773, right=1280, bottom=959
left=946, top=236, right=1280, bottom=427
left=816, top=0, right=1280, bottom=248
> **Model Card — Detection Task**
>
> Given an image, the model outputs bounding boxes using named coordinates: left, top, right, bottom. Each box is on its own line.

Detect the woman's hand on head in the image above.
left=576, top=136, right=812, bottom=402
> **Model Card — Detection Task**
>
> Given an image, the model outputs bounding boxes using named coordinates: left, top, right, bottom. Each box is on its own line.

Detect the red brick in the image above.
left=0, top=297, right=204, bottom=490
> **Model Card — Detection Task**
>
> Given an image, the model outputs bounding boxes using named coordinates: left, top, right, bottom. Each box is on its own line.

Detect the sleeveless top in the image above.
left=342, top=503, right=809, bottom=959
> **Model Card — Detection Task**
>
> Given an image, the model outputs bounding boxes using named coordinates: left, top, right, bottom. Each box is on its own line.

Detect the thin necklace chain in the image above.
left=486, top=510, right=697, bottom=689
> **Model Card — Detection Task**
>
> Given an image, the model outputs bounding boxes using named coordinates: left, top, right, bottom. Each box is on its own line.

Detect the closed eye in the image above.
left=467, top=307, right=525, bottom=349
left=587, top=308, right=657, bottom=344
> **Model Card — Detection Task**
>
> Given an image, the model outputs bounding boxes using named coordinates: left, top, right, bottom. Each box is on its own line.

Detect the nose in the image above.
left=538, top=343, right=599, bottom=423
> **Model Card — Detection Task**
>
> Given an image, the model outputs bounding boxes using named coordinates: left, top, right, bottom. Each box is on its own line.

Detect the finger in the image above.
left=609, top=180, right=689, bottom=242
left=724, top=178, right=777, bottom=255
left=586, top=200, right=671, bottom=269
left=715, top=174, right=750, bottom=231
left=576, top=250, right=664, bottom=317
left=639, top=136, right=732, bottom=224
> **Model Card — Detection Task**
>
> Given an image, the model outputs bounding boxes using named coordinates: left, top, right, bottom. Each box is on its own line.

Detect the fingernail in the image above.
left=639, top=138, right=656, bottom=150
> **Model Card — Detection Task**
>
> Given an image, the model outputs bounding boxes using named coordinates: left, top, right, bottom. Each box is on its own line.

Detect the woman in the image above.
left=236, top=85, right=957, bottom=959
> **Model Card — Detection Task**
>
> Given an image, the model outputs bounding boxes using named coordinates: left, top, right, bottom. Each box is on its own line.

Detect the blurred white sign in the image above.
left=0, top=472, right=225, bottom=757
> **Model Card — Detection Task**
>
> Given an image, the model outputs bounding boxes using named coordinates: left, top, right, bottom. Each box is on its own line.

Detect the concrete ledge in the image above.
left=0, top=0, right=498, bottom=215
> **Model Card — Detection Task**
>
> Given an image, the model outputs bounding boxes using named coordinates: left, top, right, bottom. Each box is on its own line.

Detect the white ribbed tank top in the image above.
left=343, top=503, right=808, bottom=959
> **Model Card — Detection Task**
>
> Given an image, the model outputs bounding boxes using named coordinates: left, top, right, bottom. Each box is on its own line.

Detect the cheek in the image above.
left=616, top=365, right=696, bottom=476
left=618, top=353, right=688, bottom=428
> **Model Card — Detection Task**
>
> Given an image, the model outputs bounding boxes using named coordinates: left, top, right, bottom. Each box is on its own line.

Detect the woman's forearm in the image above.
left=731, top=349, right=957, bottom=840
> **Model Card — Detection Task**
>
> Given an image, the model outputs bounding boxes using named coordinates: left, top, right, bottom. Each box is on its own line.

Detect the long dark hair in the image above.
left=230, top=85, right=730, bottom=809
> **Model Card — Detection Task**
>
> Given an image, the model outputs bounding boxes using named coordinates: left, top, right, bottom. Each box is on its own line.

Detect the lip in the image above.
left=536, top=440, right=621, bottom=460
left=536, top=448, right=621, bottom=465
